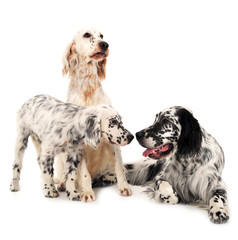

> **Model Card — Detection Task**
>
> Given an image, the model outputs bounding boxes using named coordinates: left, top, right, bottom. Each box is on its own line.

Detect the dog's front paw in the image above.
left=10, top=180, right=19, bottom=192
left=120, top=188, right=132, bottom=197
left=66, top=190, right=80, bottom=201
left=209, top=205, right=229, bottom=224
left=154, top=181, right=178, bottom=204
left=43, top=184, right=59, bottom=198
left=80, top=191, right=95, bottom=203
left=155, top=191, right=179, bottom=204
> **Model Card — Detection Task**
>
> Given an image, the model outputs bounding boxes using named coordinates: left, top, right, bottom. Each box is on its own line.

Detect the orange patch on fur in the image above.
left=97, top=59, right=107, bottom=79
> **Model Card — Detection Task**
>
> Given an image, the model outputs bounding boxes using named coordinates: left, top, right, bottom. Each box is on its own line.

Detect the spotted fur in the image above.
left=10, top=95, right=133, bottom=201
left=44, top=29, right=132, bottom=201
left=125, top=106, right=229, bottom=223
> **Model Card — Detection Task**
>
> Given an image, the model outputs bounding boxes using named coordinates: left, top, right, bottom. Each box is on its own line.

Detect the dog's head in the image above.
left=62, top=28, right=109, bottom=77
left=84, top=105, right=134, bottom=149
left=136, top=106, right=202, bottom=160
left=100, top=105, right=134, bottom=147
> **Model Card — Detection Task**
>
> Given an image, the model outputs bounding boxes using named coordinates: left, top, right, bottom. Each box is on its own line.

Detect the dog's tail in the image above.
left=125, top=158, right=166, bottom=186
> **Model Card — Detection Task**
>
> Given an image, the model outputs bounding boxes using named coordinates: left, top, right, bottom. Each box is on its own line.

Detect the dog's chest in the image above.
left=165, top=157, right=211, bottom=202
left=67, top=86, right=111, bottom=106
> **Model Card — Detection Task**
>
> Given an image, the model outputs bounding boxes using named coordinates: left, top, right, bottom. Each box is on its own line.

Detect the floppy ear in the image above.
left=62, top=41, right=78, bottom=76
left=96, top=59, right=107, bottom=80
left=84, top=115, right=101, bottom=149
left=176, top=108, right=202, bottom=158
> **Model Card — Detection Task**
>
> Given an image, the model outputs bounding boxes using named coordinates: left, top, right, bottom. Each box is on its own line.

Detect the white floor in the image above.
left=1, top=1, right=237, bottom=239
left=1, top=142, right=237, bottom=240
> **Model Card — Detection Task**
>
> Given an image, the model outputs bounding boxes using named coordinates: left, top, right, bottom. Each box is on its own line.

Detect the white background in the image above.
left=0, top=0, right=237, bottom=239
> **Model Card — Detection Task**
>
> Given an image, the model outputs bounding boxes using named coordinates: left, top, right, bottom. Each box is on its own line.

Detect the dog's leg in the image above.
left=38, top=148, right=59, bottom=198
left=31, top=135, right=41, bottom=157
left=78, top=158, right=95, bottom=202
left=113, top=145, right=132, bottom=196
left=54, top=153, right=67, bottom=192
left=10, top=135, right=28, bottom=192
left=153, top=180, right=179, bottom=204
left=65, top=152, right=81, bottom=201
left=209, top=187, right=229, bottom=224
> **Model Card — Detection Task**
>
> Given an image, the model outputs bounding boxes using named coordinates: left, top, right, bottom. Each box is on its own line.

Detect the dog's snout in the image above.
left=127, top=134, right=134, bottom=144
left=99, top=41, right=109, bottom=52
left=136, top=131, right=145, bottom=140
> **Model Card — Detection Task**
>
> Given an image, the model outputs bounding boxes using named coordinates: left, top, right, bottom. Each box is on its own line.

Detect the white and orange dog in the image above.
left=33, top=28, right=132, bottom=202
left=10, top=95, right=134, bottom=201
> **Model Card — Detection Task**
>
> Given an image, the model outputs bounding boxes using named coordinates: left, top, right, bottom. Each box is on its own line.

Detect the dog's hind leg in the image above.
left=38, top=147, right=59, bottom=198
left=31, top=135, right=41, bottom=157
left=54, top=153, right=67, bottom=192
left=10, top=132, right=29, bottom=192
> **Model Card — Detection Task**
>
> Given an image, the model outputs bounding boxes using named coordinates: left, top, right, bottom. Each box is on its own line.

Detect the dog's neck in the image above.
left=67, top=59, right=106, bottom=106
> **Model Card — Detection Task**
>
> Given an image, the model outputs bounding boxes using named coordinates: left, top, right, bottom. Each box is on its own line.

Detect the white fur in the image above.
left=10, top=95, right=133, bottom=201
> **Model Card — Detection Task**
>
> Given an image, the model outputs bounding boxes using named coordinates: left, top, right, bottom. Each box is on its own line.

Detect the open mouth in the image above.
left=91, top=52, right=107, bottom=59
left=142, top=143, right=174, bottom=159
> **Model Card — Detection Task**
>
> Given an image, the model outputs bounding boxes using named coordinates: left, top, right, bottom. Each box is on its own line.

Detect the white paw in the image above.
left=43, top=183, right=59, bottom=198
left=209, top=206, right=229, bottom=224
left=80, top=191, right=95, bottom=203
left=66, top=190, right=80, bottom=201
left=120, top=188, right=132, bottom=197
left=155, top=191, right=178, bottom=204
left=155, top=181, right=178, bottom=204
left=209, top=197, right=229, bottom=224
left=10, top=180, right=19, bottom=192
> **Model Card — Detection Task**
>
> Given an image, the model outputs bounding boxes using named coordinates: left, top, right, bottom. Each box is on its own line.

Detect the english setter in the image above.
left=125, top=106, right=229, bottom=224
left=10, top=95, right=134, bottom=201
left=31, top=28, right=132, bottom=201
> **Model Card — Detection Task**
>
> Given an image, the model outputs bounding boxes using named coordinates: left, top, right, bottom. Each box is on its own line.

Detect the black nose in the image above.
left=127, top=134, right=134, bottom=144
left=136, top=131, right=145, bottom=140
left=99, top=41, right=109, bottom=52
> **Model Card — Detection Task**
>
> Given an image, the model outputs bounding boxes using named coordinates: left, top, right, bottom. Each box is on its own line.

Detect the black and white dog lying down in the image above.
left=10, top=95, right=134, bottom=201
left=125, top=106, right=229, bottom=224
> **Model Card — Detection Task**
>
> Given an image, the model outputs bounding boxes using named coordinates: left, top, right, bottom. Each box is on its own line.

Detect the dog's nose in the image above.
left=136, top=131, right=145, bottom=140
left=99, top=41, right=109, bottom=52
left=127, top=134, right=134, bottom=144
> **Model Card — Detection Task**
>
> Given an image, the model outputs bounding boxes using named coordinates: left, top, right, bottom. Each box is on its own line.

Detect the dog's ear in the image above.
left=84, top=115, right=101, bottom=149
left=176, top=108, right=202, bottom=158
left=62, top=41, right=78, bottom=76
left=96, top=59, right=107, bottom=80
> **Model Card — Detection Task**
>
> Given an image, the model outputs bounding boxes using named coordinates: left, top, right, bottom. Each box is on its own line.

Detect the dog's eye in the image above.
left=83, top=33, right=91, bottom=38
left=110, top=119, right=118, bottom=125
left=163, top=119, right=170, bottom=124
left=100, top=34, right=103, bottom=39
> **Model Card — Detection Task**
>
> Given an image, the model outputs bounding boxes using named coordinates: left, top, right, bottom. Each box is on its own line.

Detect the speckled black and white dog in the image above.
left=125, top=106, right=229, bottom=224
left=10, top=95, right=133, bottom=200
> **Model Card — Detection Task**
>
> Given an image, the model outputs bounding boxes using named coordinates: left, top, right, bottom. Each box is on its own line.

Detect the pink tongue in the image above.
left=142, top=144, right=170, bottom=157
left=143, top=148, right=156, bottom=157
left=160, top=144, right=169, bottom=152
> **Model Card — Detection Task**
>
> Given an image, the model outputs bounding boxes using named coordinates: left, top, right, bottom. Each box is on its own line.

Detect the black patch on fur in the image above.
left=146, top=159, right=166, bottom=182
left=86, top=115, right=97, bottom=138
left=85, top=115, right=100, bottom=146
left=92, top=175, right=117, bottom=188
left=124, top=164, right=134, bottom=170
left=175, top=108, right=202, bottom=158
left=213, top=189, right=227, bottom=200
